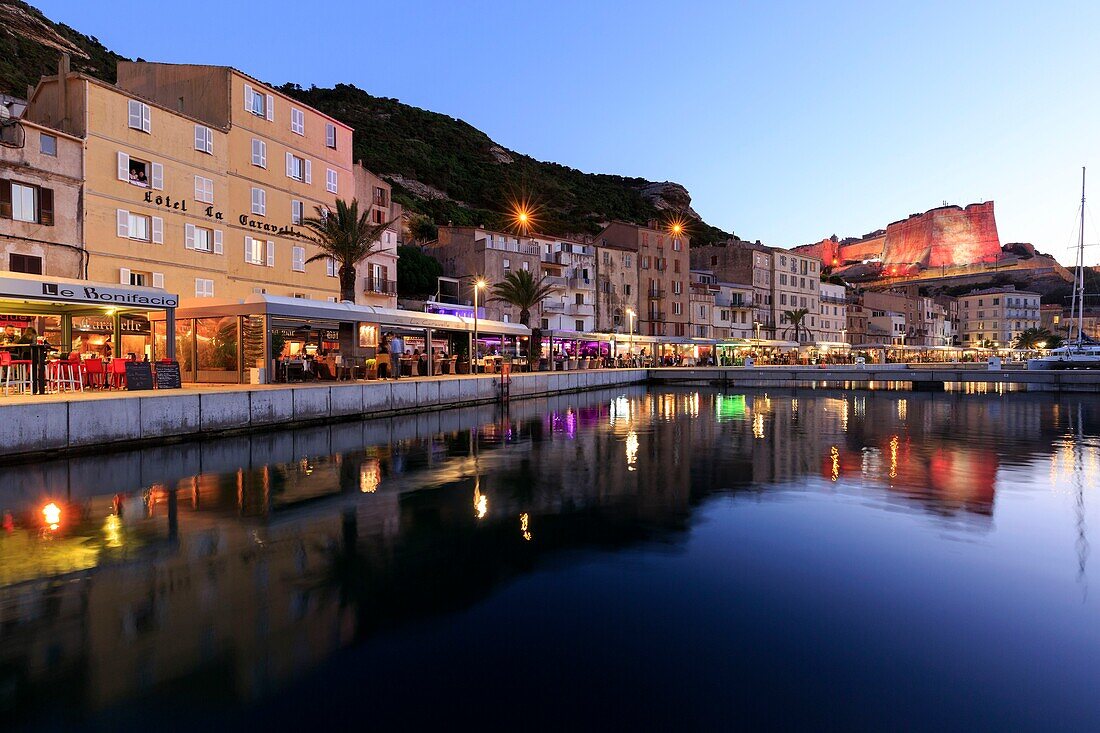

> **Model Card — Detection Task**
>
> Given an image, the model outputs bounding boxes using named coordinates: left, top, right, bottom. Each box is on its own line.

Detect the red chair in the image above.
left=83, top=358, right=105, bottom=389
left=107, top=359, right=128, bottom=389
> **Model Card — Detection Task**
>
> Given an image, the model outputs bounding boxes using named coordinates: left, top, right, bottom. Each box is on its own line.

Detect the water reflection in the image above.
left=1, top=387, right=1099, bottom=728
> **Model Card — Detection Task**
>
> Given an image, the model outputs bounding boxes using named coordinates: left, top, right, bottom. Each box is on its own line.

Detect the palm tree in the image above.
left=300, top=199, right=397, bottom=302
left=1015, top=327, right=1062, bottom=350
left=490, top=270, right=559, bottom=368
left=782, top=308, right=810, bottom=343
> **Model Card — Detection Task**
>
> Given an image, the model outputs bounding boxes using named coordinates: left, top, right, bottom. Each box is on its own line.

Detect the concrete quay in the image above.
left=0, top=370, right=646, bottom=461
left=647, top=365, right=1100, bottom=392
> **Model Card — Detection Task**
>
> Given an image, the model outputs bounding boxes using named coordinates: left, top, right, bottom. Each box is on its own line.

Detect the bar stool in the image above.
left=47, top=359, right=83, bottom=393
left=1, top=351, right=32, bottom=395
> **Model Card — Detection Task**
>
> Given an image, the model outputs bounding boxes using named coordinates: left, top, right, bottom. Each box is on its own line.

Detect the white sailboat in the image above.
left=1028, top=168, right=1100, bottom=370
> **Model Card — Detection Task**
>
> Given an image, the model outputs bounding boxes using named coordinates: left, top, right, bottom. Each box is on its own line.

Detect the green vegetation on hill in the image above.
left=1, top=0, right=735, bottom=245
left=0, top=0, right=125, bottom=96
left=279, top=83, right=732, bottom=243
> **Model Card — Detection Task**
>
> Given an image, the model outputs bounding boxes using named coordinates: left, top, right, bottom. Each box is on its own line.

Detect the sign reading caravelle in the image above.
left=40, top=282, right=179, bottom=308
left=140, top=190, right=307, bottom=238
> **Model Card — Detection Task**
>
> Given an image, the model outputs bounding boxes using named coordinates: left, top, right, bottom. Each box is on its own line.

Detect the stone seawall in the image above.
left=0, top=370, right=647, bottom=461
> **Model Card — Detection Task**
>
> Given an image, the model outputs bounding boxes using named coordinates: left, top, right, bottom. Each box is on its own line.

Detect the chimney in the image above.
left=57, top=53, right=70, bottom=128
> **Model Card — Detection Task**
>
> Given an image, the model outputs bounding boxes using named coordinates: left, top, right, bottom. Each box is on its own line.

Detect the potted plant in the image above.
left=365, top=358, right=378, bottom=380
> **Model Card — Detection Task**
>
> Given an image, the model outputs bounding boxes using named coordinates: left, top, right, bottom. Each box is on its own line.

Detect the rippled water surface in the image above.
left=3, top=387, right=1100, bottom=731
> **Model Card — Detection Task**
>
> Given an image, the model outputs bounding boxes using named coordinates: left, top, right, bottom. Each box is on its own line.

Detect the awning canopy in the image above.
left=0, top=271, right=178, bottom=316
left=158, top=294, right=530, bottom=336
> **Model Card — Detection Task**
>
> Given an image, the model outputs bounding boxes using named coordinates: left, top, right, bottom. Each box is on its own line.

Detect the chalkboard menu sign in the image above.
left=155, top=361, right=182, bottom=389
left=124, top=361, right=154, bottom=391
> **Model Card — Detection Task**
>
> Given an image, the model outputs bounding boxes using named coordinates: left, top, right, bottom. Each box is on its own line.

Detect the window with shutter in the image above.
left=213, top=230, right=223, bottom=255
left=185, top=223, right=196, bottom=250
left=266, top=240, right=275, bottom=267
left=117, top=151, right=129, bottom=181
left=303, top=160, right=311, bottom=184
left=291, top=199, right=303, bottom=224
left=292, top=246, right=305, bottom=272
left=151, top=216, right=163, bottom=244
left=251, top=138, right=266, bottom=167
left=152, top=272, right=165, bottom=289
left=291, top=108, right=304, bottom=135
left=141, top=103, right=151, bottom=133
left=128, top=100, right=142, bottom=130
left=120, top=268, right=131, bottom=285
left=265, top=94, right=274, bottom=122
left=10, top=183, right=37, bottom=223
left=0, top=180, right=11, bottom=219
left=150, top=162, right=163, bottom=190
left=326, top=168, right=337, bottom=193
left=116, top=209, right=129, bottom=238
left=325, top=123, right=337, bottom=149
left=251, top=188, right=266, bottom=216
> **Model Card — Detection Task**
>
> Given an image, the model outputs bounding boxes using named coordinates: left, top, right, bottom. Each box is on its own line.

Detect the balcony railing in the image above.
left=364, top=278, right=397, bottom=295
left=569, top=276, right=594, bottom=289
left=647, top=288, right=666, bottom=299
left=543, top=275, right=568, bottom=288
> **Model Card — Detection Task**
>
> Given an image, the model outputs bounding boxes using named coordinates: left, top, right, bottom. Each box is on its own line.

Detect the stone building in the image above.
left=427, top=225, right=542, bottom=324
left=592, top=236, right=637, bottom=333
left=1, top=101, right=84, bottom=278
left=352, top=164, right=401, bottom=308
left=596, top=220, right=691, bottom=337
left=27, top=57, right=356, bottom=302
left=533, top=235, right=596, bottom=332
left=957, top=286, right=1041, bottom=346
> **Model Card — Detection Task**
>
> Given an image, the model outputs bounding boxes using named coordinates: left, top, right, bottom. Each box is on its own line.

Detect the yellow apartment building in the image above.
left=26, top=60, right=356, bottom=303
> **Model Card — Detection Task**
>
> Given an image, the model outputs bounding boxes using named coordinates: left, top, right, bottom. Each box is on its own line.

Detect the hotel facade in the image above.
left=25, top=60, right=357, bottom=303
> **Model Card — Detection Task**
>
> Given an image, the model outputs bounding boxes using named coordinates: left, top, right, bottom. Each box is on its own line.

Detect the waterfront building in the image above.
left=846, top=299, right=870, bottom=345
left=692, top=240, right=823, bottom=342
left=957, top=286, right=1041, bottom=347
left=428, top=225, right=542, bottom=324
left=596, top=220, right=691, bottom=338
left=688, top=271, right=717, bottom=339
left=712, top=280, right=755, bottom=340
left=26, top=58, right=356, bottom=303
left=352, top=165, right=401, bottom=308
left=818, top=282, right=848, bottom=343
left=533, top=235, right=596, bottom=332
left=1, top=100, right=84, bottom=278
left=592, top=235, right=637, bottom=333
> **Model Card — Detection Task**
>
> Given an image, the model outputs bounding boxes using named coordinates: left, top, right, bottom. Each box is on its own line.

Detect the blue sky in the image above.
left=36, top=0, right=1100, bottom=263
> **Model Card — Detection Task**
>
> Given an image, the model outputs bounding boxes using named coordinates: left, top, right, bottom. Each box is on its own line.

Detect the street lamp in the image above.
left=473, top=278, right=487, bottom=373
left=625, top=307, right=636, bottom=363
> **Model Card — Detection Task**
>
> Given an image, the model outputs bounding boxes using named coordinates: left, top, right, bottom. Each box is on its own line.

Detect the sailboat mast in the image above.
left=1078, top=167, right=1086, bottom=344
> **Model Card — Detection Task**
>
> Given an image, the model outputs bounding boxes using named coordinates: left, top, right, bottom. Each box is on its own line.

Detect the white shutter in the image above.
left=120, top=267, right=131, bottom=285
left=194, top=175, right=203, bottom=201
left=259, top=140, right=266, bottom=167
left=128, top=100, right=141, bottom=129
left=194, top=124, right=203, bottom=151
left=244, top=84, right=253, bottom=112
left=116, top=209, right=129, bottom=238
left=244, top=236, right=253, bottom=263
left=265, top=94, right=275, bottom=121
left=266, top=240, right=275, bottom=267
left=304, top=159, right=311, bottom=184
left=151, top=216, right=164, bottom=244
left=141, top=103, right=151, bottom=133
left=152, top=272, right=165, bottom=289
left=117, top=151, right=129, bottom=181
left=185, top=223, right=196, bottom=249
left=258, top=188, right=266, bottom=215
left=151, top=162, right=164, bottom=190
left=213, top=229, right=223, bottom=255
left=285, top=151, right=293, bottom=178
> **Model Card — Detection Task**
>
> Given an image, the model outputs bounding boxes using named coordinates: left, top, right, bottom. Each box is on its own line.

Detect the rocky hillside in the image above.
left=0, top=0, right=124, bottom=96
left=0, top=0, right=734, bottom=245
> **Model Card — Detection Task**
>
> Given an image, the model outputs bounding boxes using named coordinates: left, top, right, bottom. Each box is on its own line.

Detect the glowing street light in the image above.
left=473, top=278, right=487, bottom=374
left=625, top=307, right=636, bottom=361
